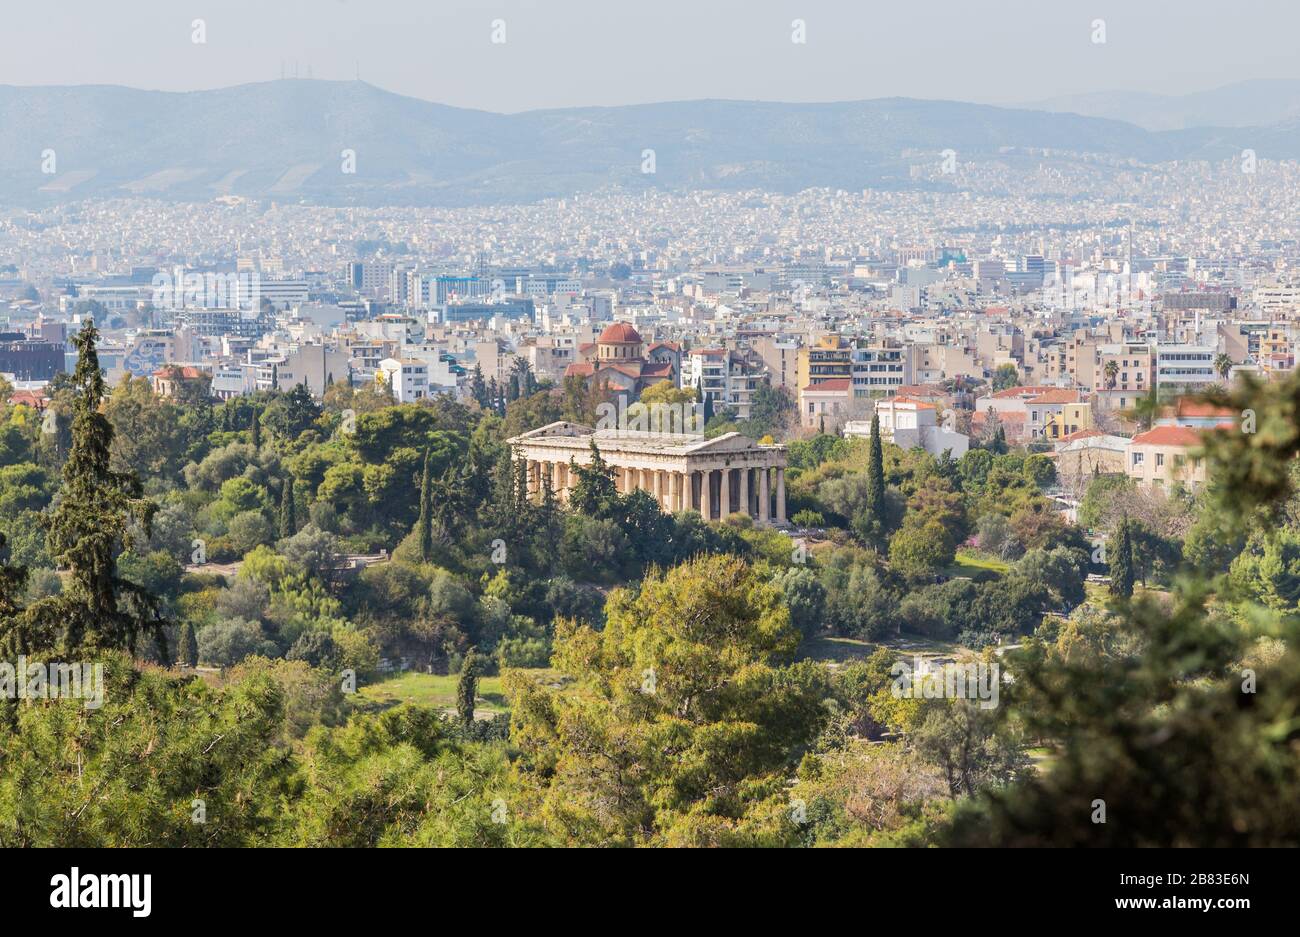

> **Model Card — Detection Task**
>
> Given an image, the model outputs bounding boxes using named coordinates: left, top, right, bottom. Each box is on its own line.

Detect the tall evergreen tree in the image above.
left=0, top=534, right=27, bottom=637
left=176, top=620, right=197, bottom=668
left=417, top=448, right=435, bottom=563
left=569, top=440, right=619, bottom=519
left=278, top=476, right=297, bottom=539
left=1109, top=516, right=1136, bottom=599
left=250, top=405, right=261, bottom=449
left=470, top=363, right=488, bottom=408
left=866, top=413, right=887, bottom=522
left=456, top=648, right=482, bottom=729
left=22, top=320, right=168, bottom=657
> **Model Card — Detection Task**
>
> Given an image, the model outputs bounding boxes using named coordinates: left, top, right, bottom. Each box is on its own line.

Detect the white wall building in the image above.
left=844, top=398, right=969, bottom=458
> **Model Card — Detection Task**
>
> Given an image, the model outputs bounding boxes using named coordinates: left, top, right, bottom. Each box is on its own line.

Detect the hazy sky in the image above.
left=3, top=0, right=1297, bottom=112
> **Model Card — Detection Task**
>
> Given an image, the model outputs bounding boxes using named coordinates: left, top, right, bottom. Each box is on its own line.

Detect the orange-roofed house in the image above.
left=6, top=388, right=49, bottom=411
left=1024, top=388, right=1082, bottom=439
left=800, top=378, right=852, bottom=429
left=1125, top=424, right=1216, bottom=493
left=1156, top=398, right=1237, bottom=430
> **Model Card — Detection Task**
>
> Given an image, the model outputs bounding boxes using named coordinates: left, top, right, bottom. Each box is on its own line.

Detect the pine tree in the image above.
left=569, top=439, right=618, bottom=519
left=0, top=534, right=28, bottom=640
left=278, top=476, right=297, bottom=539
left=456, top=647, right=481, bottom=729
left=417, top=448, right=435, bottom=563
left=176, top=620, right=197, bottom=668
left=1109, top=516, right=1136, bottom=599
left=25, top=319, right=169, bottom=657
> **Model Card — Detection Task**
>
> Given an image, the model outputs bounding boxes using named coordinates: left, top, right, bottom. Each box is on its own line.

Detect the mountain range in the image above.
left=1024, top=78, right=1300, bottom=131
left=1, top=79, right=1298, bottom=207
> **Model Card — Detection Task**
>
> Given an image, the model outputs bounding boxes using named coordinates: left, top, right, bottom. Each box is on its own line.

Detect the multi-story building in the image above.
left=377, top=357, right=430, bottom=403
left=1155, top=345, right=1217, bottom=392
left=795, top=334, right=852, bottom=391
left=844, top=398, right=969, bottom=458
left=850, top=344, right=910, bottom=398
left=1125, top=425, right=1210, bottom=493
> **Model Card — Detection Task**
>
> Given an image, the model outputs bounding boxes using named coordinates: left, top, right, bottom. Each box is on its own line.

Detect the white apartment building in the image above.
left=850, top=344, right=910, bottom=397
left=255, top=344, right=350, bottom=397
left=686, top=349, right=762, bottom=419
left=1155, top=344, right=1217, bottom=391
left=378, top=357, right=430, bottom=402
left=844, top=398, right=969, bottom=458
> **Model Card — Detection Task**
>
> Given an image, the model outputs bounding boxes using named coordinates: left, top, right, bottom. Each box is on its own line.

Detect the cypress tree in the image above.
left=176, top=621, right=197, bottom=668
left=866, top=412, right=886, bottom=522
left=278, top=476, right=297, bottom=539
left=29, top=319, right=168, bottom=657
left=250, top=405, right=261, bottom=449
left=471, top=363, right=488, bottom=407
left=1109, top=516, right=1136, bottom=599
left=417, top=448, right=435, bottom=563
left=456, top=648, right=481, bottom=729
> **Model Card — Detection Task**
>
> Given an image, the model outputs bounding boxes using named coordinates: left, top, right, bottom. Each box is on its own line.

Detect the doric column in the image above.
left=775, top=467, right=786, bottom=523
left=738, top=466, right=750, bottom=518
left=700, top=469, right=712, bottom=520
left=720, top=466, right=732, bottom=519
left=759, top=467, right=770, bottom=524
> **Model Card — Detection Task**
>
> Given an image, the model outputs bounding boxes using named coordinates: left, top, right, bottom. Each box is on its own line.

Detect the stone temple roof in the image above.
left=508, top=421, right=786, bottom=456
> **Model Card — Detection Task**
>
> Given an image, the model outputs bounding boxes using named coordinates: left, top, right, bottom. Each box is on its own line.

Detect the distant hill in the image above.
left=1024, top=79, right=1300, bottom=132
left=0, top=80, right=1286, bottom=207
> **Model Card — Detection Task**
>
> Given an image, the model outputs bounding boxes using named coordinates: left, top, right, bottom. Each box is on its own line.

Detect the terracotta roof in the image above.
left=8, top=389, right=47, bottom=409
left=802, top=379, right=851, bottom=392
left=1169, top=398, right=1235, bottom=419
left=895, top=384, right=947, bottom=397
left=1059, top=428, right=1104, bottom=443
left=886, top=396, right=937, bottom=410
left=598, top=322, right=642, bottom=344
left=991, top=385, right=1057, bottom=399
left=1130, top=425, right=1204, bottom=447
left=1026, top=389, right=1080, bottom=405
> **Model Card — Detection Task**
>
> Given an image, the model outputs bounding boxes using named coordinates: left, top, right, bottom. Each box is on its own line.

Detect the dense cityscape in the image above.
left=0, top=5, right=1296, bottom=907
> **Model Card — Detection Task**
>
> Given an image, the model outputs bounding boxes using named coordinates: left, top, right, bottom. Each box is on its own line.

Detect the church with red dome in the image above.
left=564, top=321, right=678, bottom=396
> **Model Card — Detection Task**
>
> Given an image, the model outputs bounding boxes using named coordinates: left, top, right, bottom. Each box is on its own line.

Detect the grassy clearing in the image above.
left=799, top=635, right=879, bottom=662
left=946, top=549, right=1010, bottom=578
left=355, top=669, right=559, bottom=715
